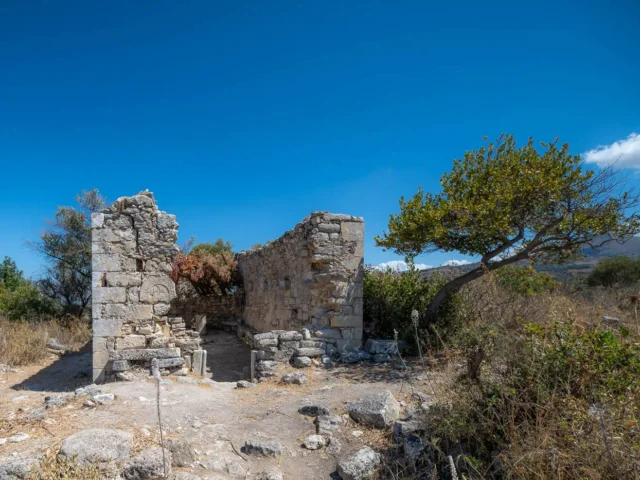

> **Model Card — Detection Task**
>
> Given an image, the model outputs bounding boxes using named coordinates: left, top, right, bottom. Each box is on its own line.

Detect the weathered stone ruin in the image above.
left=91, top=191, right=364, bottom=382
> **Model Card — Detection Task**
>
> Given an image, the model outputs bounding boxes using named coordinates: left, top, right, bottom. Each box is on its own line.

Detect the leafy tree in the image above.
left=0, top=257, right=24, bottom=291
left=494, top=265, right=559, bottom=295
left=363, top=265, right=463, bottom=352
left=190, top=239, right=233, bottom=257
left=29, top=190, right=105, bottom=317
left=376, top=134, right=640, bottom=321
left=0, top=256, right=56, bottom=320
left=587, top=255, right=640, bottom=288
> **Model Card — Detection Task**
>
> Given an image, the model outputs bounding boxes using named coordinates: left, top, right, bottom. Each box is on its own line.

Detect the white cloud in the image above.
left=440, top=259, right=471, bottom=267
left=583, top=133, right=640, bottom=169
left=376, top=260, right=432, bottom=272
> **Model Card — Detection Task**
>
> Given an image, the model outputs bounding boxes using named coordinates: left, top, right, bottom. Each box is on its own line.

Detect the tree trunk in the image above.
left=425, top=265, right=487, bottom=321
left=425, top=252, right=528, bottom=322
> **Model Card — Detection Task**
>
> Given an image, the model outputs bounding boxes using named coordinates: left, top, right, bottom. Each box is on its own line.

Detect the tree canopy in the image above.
left=0, top=256, right=56, bottom=320
left=376, top=134, right=640, bottom=320
left=587, top=256, right=640, bottom=288
left=29, top=189, right=105, bottom=317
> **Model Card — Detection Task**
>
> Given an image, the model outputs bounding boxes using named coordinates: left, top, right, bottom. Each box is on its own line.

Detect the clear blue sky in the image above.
left=1, top=1, right=639, bottom=277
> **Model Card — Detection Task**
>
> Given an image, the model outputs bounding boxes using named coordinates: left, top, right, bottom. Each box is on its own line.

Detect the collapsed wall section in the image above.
left=91, top=191, right=200, bottom=382
left=236, top=212, right=364, bottom=352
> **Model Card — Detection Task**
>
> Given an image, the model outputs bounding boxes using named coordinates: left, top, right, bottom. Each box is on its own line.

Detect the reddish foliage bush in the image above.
left=170, top=251, right=238, bottom=296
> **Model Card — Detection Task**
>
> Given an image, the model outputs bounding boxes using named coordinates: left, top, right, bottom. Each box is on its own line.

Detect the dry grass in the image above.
left=400, top=274, right=640, bottom=480
left=0, top=316, right=91, bottom=366
left=25, top=450, right=102, bottom=480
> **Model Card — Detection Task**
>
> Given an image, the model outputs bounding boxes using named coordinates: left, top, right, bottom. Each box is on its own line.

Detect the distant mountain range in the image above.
left=421, top=236, right=640, bottom=282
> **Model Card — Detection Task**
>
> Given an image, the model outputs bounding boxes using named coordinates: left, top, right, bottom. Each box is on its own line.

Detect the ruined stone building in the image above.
left=91, top=191, right=364, bottom=382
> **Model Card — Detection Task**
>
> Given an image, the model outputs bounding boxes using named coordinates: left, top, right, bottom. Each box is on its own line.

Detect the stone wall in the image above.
left=91, top=191, right=198, bottom=382
left=168, top=283, right=243, bottom=330
left=236, top=212, right=364, bottom=352
left=92, top=193, right=365, bottom=382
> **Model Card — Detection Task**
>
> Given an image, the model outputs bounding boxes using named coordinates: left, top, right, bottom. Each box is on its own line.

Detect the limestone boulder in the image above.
left=347, top=391, right=401, bottom=428
left=122, top=447, right=171, bottom=480
left=337, top=447, right=381, bottom=480
left=242, top=439, right=282, bottom=457
left=59, top=429, right=132, bottom=466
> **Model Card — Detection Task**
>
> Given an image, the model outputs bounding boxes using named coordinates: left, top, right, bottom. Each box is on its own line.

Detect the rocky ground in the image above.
left=0, top=332, right=448, bottom=479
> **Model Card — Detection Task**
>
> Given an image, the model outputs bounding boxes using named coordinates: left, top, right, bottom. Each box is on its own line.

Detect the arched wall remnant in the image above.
left=91, top=192, right=364, bottom=382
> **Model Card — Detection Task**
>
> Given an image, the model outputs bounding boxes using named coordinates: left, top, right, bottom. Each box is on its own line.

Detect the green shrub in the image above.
left=0, top=257, right=57, bottom=320
left=494, top=265, right=559, bottom=295
left=587, top=255, right=640, bottom=288
left=363, top=265, right=464, bottom=352
left=425, top=320, right=640, bottom=478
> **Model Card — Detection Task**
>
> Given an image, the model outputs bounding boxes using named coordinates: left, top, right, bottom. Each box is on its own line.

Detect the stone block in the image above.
left=93, top=287, right=127, bottom=304
left=93, top=318, right=123, bottom=337
left=278, top=331, right=303, bottom=342
left=256, top=349, right=275, bottom=361
left=317, top=223, right=341, bottom=234
left=256, top=338, right=278, bottom=348
left=330, top=314, right=362, bottom=328
left=116, top=335, right=146, bottom=350
left=92, top=254, right=137, bottom=272
left=139, top=274, right=177, bottom=304
left=194, top=314, right=207, bottom=335
left=93, top=368, right=106, bottom=383
left=300, top=340, right=325, bottom=349
left=278, top=340, right=300, bottom=355
left=104, top=304, right=153, bottom=321
left=314, top=328, right=342, bottom=339
left=154, top=303, right=170, bottom=315
left=340, top=221, right=364, bottom=242
left=192, top=350, right=207, bottom=376
left=111, top=348, right=181, bottom=361
left=112, top=360, right=131, bottom=372
left=148, top=335, right=168, bottom=348
left=364, top=339, right=399, bottom=355
left=91, top=212, right=105, bottom=228
left=294, top=347, right=326, bottom=358
left=157, top=357, right=185, bottom=369
left=105, top=272, right=142, bottom=287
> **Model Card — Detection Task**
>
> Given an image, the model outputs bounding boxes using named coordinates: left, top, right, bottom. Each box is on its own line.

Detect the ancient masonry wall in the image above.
left=92, top=193, right=365, bottom=382
left=91, top=192, right=201, bottom=382
left=236, top=212, right=364, bottom=353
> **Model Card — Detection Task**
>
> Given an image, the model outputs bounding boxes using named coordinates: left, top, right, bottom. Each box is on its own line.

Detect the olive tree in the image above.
left=376, top=134, right=640, bottom=321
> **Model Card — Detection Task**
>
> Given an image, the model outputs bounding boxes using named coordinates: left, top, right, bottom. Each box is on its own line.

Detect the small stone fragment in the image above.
left=337, top=446, right=381, bottom=480
left=44, top=393, right=72, bottom=408
left=26, top=407, right=46, bottom=421
left=8, top=433, right=29, bottom=443
left=236, top=380, right=256, bottom=389
left=92, top=393, right=115, bottom=404
left=303, top=434, right=326, bottom=450
left=293, top=356, right=312, bottom=368
left=242, top=439, right=283, bottom=457
left=314, top=415, right=342, bottom=435
left=281, top=372, right=307, bottom=385
left=373, top=353, right=390, bottom=363
left=298, top=404, right=331, bottom=417
left=255, top=468, right=284, bottom=480
left=326, top=437, right=342, bottom=454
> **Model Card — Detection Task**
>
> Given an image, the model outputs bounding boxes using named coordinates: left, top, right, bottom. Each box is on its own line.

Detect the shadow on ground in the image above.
left=325, top=357, right=432, bottom=385
left=11, top=344, right=93, bottom=393
left=202, top=330, right=251, bottom=382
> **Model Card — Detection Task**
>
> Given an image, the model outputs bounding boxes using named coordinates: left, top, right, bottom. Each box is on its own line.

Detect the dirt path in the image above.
left=0, top=337, right=447, bottom=479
